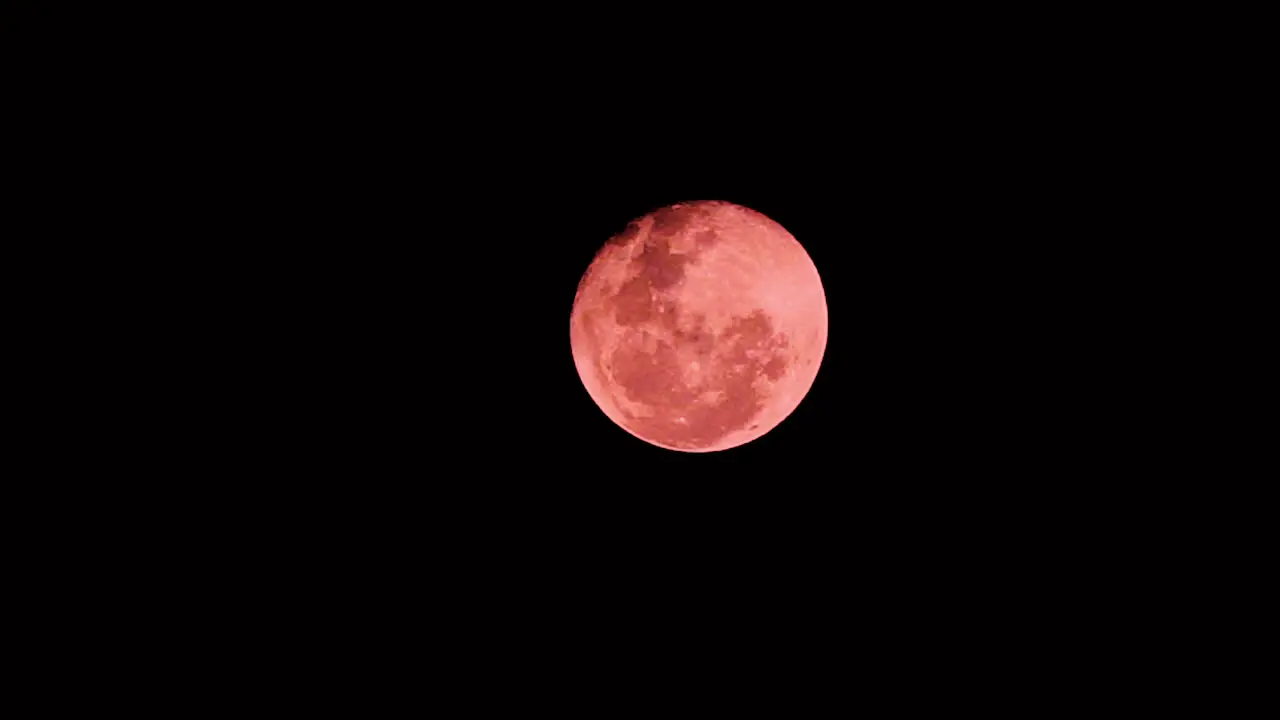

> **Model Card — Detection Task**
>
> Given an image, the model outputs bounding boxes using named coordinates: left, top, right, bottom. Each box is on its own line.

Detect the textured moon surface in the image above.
left=570, top=200, right=828, bottom=452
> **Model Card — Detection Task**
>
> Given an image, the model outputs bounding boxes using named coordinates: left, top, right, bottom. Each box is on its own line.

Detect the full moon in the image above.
left=570, top=200, right=828, bottom=452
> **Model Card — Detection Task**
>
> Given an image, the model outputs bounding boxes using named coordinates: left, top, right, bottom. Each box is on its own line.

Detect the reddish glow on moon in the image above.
left=570, top=200, right=828, bottom=452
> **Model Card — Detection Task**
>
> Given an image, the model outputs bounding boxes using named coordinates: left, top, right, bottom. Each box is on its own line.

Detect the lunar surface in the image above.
left=570, top=200, right=827, bottom=452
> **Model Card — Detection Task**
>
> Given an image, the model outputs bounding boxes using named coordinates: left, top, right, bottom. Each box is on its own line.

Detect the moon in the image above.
left=570, top=200, right=828, bottom=452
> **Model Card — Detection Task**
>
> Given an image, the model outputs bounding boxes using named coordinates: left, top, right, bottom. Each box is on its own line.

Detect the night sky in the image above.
left=153, top=14, right=1166, bottom=687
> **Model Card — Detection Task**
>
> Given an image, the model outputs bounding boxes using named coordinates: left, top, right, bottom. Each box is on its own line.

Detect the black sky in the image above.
left=144, top=1, right=1158, bottom=601
left=9, top=6, right=1212, bottom=700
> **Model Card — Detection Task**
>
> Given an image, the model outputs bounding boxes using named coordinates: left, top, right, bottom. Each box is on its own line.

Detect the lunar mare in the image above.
left=570, top=200, right=827, bottom=452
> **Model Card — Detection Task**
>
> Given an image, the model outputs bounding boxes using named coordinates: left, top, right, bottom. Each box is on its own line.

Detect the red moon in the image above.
left=570, top=200, right=828, bottom=452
